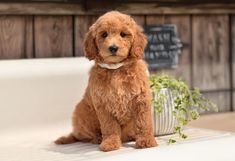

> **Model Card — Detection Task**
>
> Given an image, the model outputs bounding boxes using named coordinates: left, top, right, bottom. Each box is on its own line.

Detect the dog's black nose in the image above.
left=109, top=45, right=118, bottom=55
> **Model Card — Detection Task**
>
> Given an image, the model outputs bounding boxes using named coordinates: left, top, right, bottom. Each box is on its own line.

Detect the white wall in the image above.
left=0, top=58, right=93, bottom=131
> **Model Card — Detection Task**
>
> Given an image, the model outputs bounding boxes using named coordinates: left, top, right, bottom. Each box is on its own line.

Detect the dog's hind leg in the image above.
left=54, top=99, right=101, bottom=145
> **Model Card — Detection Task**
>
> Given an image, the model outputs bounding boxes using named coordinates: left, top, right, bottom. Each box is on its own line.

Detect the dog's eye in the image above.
left=101, top=32, right=108, bottom=38
left=120, top=32, right=126, bottom=38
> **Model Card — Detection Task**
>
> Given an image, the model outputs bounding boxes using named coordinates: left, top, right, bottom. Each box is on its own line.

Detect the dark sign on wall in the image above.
left=144, top=24, right=182, bottom=69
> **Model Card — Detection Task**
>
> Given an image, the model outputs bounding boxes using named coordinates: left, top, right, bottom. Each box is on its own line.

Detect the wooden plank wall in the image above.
left=146, top=15, right=191, bottom=86
left=192, top=15, right=230, bottom=112
left=0, top=16, right=33, bottom=59
left=0, top=14, right=234, bottom=112
left=232, top=16, right=235, bottom=111
left=34, top=16, right=73, bottom=58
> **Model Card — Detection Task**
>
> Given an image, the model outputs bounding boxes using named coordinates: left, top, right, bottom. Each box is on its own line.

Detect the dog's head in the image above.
left=83, top=11, right=147, bottom=64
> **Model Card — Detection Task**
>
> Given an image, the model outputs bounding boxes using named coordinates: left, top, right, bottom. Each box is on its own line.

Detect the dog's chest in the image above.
left=91, top=71, right=141, bottom=123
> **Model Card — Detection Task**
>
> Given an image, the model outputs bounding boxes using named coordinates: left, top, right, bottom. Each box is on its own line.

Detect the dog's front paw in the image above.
left=135, top=136, right=158, bottom=149
left=99, top=135, right=121, bottom=152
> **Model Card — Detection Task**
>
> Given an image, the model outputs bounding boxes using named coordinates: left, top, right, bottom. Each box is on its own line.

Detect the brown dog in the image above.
left=55, top=11, right=157, bottom=152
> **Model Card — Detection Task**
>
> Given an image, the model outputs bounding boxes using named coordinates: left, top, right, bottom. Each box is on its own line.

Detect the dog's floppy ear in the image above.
left=83, top=26, right=98, bottom=60
left=129, top=25, right=147, bottom=59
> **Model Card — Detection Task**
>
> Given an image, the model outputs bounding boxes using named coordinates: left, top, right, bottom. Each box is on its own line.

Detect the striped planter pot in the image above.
left=152, top=88, right=177, bottom=136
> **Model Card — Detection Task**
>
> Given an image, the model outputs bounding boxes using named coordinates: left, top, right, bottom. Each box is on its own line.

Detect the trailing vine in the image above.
left=150, top=75, right=217, bottom=144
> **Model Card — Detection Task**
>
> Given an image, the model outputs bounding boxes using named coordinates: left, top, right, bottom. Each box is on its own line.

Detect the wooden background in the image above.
left=0, top=2, right=234, bottom=113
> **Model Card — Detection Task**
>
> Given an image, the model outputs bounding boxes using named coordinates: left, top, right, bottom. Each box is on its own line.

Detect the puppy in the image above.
left=55, top=11, right=157, bottom=152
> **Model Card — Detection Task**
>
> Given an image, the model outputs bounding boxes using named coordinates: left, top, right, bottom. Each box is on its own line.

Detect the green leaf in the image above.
left=174, top=126, right=181, bottom=132
left=181, top=134, right=188, bottom=139
left=190, top=110, right=200, bottom=120
left=168, top=139, right=176, bottom=144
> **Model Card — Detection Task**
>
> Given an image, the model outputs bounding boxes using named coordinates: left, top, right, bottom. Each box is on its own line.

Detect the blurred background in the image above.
left=0, top=0, right=234, bottom=130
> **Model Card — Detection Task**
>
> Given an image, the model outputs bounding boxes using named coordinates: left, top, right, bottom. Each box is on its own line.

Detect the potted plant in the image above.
left=150, top=75, right=217, bottom=143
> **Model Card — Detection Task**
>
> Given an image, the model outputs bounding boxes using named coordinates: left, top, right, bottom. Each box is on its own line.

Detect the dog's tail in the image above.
left=54, top=133, right=77, bottom=145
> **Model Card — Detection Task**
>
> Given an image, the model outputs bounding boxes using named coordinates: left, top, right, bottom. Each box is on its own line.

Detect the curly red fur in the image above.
left=83, top=26, right=98, bottom=61
left=130, top=26, right=147, bottom=59
left=55, top=11, right=157, bottom=151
